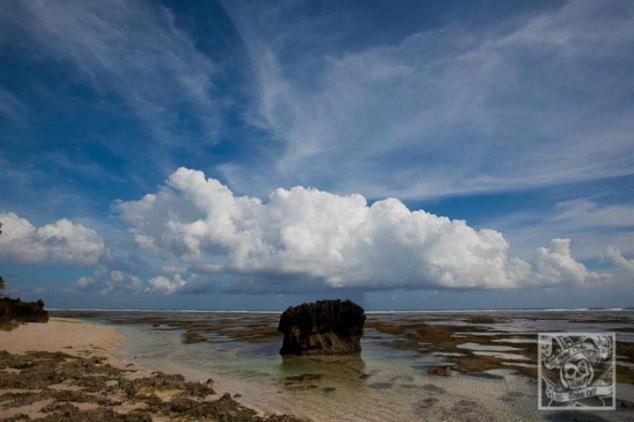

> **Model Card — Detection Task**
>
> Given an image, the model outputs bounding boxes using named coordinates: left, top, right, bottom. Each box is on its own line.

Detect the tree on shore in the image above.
left=0, top=222, right=4, bottom=292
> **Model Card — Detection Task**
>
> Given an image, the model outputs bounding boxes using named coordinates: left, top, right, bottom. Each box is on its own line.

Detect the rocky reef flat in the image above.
left=0, top=318, right=300, bottom=421
left=366, top=311, right=634, bottom=384
left=0, top=351, right=299, bottom=421
left=52, top=309, right=634, bottom=384
left=40, top=310, right=634, bottom=421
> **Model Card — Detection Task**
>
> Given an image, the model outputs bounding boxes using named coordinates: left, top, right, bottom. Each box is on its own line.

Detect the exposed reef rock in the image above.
left=0, top=350, right=300, bottom=421
left=278, top=299, right=365, bottom=355
left=0, top=297, right=48, bottom=329
left=427, top=365, right=452, bottom=377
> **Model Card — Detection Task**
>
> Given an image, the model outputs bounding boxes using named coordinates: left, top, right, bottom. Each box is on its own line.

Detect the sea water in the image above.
left=62, top=310, right=634, bottom=421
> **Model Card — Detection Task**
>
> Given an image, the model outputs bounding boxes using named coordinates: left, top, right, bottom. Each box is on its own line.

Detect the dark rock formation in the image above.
left=0, top=297, right=49, bottom=327
left=277, top=299, right=365, bottom=355
left=427, top=365, right=452, bottom=377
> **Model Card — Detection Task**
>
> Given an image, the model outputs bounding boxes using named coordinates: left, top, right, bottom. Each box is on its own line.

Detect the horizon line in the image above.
left=47, top=306, right=634, bottom=313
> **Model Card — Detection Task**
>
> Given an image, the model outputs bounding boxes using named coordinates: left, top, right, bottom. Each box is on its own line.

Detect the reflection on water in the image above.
left=457, top=343, right=522, bottom=352
left=55, top=310, right=634, bottom=421
left=472, top=351, right=530, bottom=360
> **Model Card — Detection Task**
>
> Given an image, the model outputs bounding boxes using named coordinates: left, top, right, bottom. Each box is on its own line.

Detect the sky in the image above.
left=0, top=0, right=633, bottom=311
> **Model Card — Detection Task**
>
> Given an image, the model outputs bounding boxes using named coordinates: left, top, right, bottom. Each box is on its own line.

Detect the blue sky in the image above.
left=0, top=0, right=633, bottom=310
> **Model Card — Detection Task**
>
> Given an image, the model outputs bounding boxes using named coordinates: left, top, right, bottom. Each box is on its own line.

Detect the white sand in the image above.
left=0, top=317, right=124, bottom=357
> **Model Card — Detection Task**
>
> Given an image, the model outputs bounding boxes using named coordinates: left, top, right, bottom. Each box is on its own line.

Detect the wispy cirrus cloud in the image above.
left=221, top=0, right=634, bottom=199
left=0, top=86, right=26, bottom=123
left=550, top=199, right=634, bottom=229
left=484, top=197, right=634, bottom=261
left=4, top=0, right=217, bottom=149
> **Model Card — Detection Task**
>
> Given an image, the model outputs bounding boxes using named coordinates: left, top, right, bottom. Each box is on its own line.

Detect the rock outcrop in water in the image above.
left=0, top=297, right=49, bottom=328
left=278, top=299, right=365, bottom=355
left=428, top=365, right=452, bottom=377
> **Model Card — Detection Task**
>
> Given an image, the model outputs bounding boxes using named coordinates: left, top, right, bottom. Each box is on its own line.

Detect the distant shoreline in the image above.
left=47, top=307, right=634, bottom=313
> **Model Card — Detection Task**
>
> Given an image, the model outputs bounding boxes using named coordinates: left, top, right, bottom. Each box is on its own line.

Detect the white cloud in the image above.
left=0, top=212, right=106, bottom=265
left=76, top=266, right=193, bottom=296
left=133, top=234, right=157, bottom=251
left=116, top=167, right=604, bottom=292
left=161, top=265, right=186, bottom=274
left=536, top=239, right=606, bottom=285
left=606, top=246, right=634, bottom=276
left=103, top=271, right=143, bottom=295
left=76, top=275, right=98, bottom=290
left=76, top=268, right=144, bottom=295
left=146, top=274, right=188, bottom=295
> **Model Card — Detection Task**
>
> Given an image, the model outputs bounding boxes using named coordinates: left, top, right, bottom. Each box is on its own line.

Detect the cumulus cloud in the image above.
left=146, top=274, right=188, bottom=295
left=115, top=167, right=604, bottom=293
left=76, top=275, right=99, bottom=290
left=76, top=269, right=144, bottom=295
left=536, top=239, right=606, bottom=285
left=0, top=212, right=106, bottom=265
left=103, top=270, right=143, bottom=295
left=606, top=246, right=634, bottom=276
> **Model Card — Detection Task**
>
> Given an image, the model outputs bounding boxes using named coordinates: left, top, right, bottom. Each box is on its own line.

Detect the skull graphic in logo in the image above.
left=560, top=357, right=593, bottom=390
left=538, top=333, right=615, bottom=410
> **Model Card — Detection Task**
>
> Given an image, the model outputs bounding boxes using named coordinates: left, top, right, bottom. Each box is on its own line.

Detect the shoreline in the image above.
left=0, top=317, right=147, bottom=377
left=3, top=313, right=634, bottom=420
left=0, top=318, right=300, bottom=421
left=0, top=317, right=124, bottom=358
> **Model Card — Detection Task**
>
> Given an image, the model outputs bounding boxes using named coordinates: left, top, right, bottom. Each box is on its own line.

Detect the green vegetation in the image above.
left=0, top=222, right=4, bottom=292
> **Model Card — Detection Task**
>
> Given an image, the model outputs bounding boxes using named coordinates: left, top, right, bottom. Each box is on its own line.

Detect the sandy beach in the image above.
left=0, top=318, right=299, bottom=421
left=0, top=318, right=124, bottom=359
